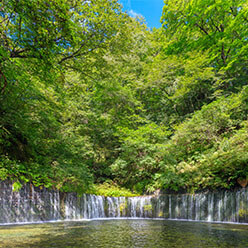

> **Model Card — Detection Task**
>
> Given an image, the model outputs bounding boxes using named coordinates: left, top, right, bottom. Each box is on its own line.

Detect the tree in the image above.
left=0, top=0, right=128, bottom=192
left=136, top=29, right=217, bottom=126
left=161, top=0, right=248, bottom=90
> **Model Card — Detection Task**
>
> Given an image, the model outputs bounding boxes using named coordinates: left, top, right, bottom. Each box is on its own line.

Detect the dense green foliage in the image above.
left=91, top=181, right=138, bottom=197
left=0, top=0, right=247, bottom=195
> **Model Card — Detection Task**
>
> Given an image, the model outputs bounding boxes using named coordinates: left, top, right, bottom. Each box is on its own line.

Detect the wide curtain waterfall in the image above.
left=0, top=181, right=247, bottom=224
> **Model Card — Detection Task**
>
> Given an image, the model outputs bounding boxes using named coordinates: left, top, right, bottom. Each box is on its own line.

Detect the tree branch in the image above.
left=0, top=68, right=8, bottom=94
left=195, top=23, right=209, bottom=36
left=10, top=49, right=40, bottom=59
left=58, top=41, right=106, bottom=64
left=210, top=18, right=221, bottom=32
left=221, top=44, right=226, bottom=65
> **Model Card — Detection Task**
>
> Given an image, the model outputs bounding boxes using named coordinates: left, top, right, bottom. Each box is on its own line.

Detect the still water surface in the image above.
left=0, top=219, right=247, bottom=248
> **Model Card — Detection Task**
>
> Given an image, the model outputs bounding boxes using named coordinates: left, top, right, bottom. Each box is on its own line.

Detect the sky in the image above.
left=118, top=0, right=164, bottom=29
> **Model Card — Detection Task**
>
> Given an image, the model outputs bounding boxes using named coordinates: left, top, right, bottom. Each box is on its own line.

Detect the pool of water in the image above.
left=0, top=219, right=248, bottom=248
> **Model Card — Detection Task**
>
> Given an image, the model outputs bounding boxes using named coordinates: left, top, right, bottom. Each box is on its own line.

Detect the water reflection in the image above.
left=0, top=219, right=247, bottom=248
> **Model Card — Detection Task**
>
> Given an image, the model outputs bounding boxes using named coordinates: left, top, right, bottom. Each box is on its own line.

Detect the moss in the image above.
left=144, top=204, right=152, bottom=211
left=158, top=211, right=163, bottom=218
left=59, top=192, right=66, bottom=219
left=238, top=208, right=248, bottom=218
left=119, top=202, right=127, bottom=214
left=89, top=182, right=139, bottom=197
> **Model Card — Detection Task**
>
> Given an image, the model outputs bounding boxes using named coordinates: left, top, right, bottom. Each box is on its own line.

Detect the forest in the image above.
left=0, top=0, right=248, bottom=195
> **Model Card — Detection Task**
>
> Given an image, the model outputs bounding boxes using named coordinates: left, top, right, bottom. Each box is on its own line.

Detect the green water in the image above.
left=0, top=220, right=247, bottom=248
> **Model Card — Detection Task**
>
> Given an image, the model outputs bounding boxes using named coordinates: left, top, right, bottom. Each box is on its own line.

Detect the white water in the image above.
left=0, top=181, right=247, bottom=224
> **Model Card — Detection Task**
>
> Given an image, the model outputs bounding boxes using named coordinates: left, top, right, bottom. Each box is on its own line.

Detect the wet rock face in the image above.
left=0, top=181, right=247, bottom=224
left=0, top=181, right=61, bottom=223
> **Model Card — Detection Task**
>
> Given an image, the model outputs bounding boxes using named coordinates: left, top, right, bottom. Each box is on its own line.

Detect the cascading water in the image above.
left=0, top=181, right=247, bottom=224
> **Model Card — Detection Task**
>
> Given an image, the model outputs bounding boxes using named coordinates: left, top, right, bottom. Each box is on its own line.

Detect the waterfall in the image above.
left=0, top=181, right=247, bottom=224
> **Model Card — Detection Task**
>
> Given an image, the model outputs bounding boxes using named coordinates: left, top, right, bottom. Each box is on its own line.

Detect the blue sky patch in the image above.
left=118, top=0, right=164, bottom=29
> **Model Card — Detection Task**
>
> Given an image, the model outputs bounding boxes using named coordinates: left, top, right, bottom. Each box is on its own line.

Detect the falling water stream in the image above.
left=0, top=181, right=247, bottom=224
left=0, top=181, right=247, bottom=247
